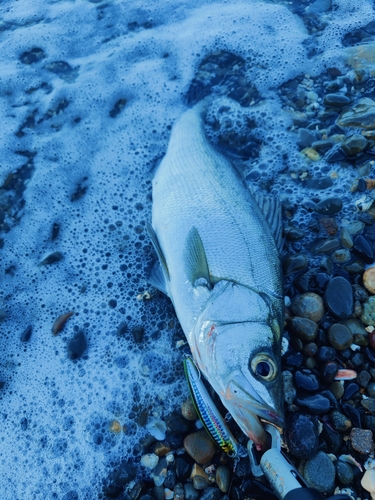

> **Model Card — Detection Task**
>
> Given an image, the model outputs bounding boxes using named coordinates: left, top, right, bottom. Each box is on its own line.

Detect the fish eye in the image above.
left=250, top=354, right=277, bottom=382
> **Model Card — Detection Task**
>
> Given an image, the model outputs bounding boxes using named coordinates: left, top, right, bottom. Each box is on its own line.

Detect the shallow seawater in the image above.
left=1, top=0, right=375, bottom=498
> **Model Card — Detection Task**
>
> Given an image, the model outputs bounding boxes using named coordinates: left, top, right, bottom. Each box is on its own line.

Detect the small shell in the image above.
left=335, top=369, right=357, bottom=380
left=52, top=311, right=74, bottom=335
left=109, top=420, right=122, bottom=433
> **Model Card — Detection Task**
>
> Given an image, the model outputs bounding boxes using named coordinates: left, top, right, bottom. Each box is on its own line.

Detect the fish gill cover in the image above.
left=0, top=0, right=375, bottom=498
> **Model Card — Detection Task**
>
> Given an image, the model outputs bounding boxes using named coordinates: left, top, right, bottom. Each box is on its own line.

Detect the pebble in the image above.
left=183, top=430, right=217, bottom=465
left=342, top=134, right=368, bottom=156
left=302, top=451, right=336, bottom=494
left=327, top=324, right=353, bottom=350
left=342, top=318, right=368, bottom=336
left=282, top=370, right=297, bottom=405
left=368, top=382, right=375, bottom=397
left=181, top=398, right=198, bottom=421
left=282, top=253, right=308, bottom=275
left=361, top=296, right=375, bottom=326
left=351, top=352, right=364, bottom=368
left=166, top=414, right=191, bottom=435
left=153, top=458, right=168, bottom=487
left=184, top=483, right=199, bottom=500
left=329, top=381, right=345, bottom=400
left=216, top=465, right=231, bottom=493
left=336, top=460, right=354, bottom=485
left=175, top=457, right=192, bottom=481
left=330, top=411, right=352, bottom=432
left=67, top=330, right=87, bottom=360
left=362, top=398, right=375, bottom=414
left=320, top=361, right=339, bottom=384
left=318, top=346, right=337, bottom=362
left=314, top=197, right=343, bottom=215
left=364, top=268, right=375, bottom=294
left=295, top=369, right=320, bottom=392
left=164, top=488, right=174, bottom=499
left=285, top=413, right=319, bottom=459
left=302, top=342, right=318, bottom=357
left=313, top=237, right=341, bottom=254
left=39, top=251, right=64, bottom=265
left=20, top=325, right=33, bottom=342
left=324, top=276, right=353, bottom=320
left=190, top=464, right=210, bottom=490
left=338, top=97, right=375, bottom=129
left=350, top=428, right=374, bottom=454
left=291, top=293, right=325, bottom=322
left=295, top=394, right=331, bottom=415
left=323, top=93, right=351, bottom=108
left=353, top=235, right=374, bottom=264
left=290, top=317, right=318, bottom=342
left=357, top=370, right=371, bottom=388
left=340, top=227, right=354, bottom=249
left=320, top=217, right=339, bottom=235
left=344, top=382, right=360, bottom=400
left=331, top=249, right=351, bottom=264
left=173, top=483, right=184, bottom=500
left=199, top=487, right=222, bottom=500
left=154, top=442, right=172, bottom=457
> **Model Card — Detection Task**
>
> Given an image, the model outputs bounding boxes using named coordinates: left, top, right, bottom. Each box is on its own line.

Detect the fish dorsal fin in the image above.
left=185, top=226, right=212, bottom=289
left=146, top=223, right=170, bottom=281
left=249, top=187, right=283, bottom=253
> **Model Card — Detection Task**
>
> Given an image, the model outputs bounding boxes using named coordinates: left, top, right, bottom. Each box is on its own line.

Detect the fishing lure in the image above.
left=183, top=356, right=238, bottom=458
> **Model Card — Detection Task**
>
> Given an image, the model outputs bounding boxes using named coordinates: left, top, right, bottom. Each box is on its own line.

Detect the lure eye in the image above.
left=251, top=354, right=277, bottom=382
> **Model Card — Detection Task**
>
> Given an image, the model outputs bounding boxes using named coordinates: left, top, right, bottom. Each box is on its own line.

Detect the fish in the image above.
left=148, top=102, right=285, bottom=450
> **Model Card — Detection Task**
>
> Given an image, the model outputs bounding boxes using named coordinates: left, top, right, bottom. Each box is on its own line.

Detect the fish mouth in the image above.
left=222, top=380, right=285, bottom=451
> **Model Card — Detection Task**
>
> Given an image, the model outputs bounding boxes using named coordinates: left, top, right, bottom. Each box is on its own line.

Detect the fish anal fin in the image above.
left=248, top=187, right=283, bottom=253
left=149, top=260, right=169, bottom=296
left=146, top=222, right=170, bottom=280
left=185, top=227, right=212, bottom=289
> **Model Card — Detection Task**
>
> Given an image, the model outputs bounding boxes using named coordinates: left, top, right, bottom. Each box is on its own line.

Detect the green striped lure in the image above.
left=183, top=356, right=238, bottom=458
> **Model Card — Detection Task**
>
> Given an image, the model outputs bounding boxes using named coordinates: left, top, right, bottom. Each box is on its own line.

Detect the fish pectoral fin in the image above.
left=248, top=187, right=283, bottom=253
left=185, top=226, right=212, bottom=289
left=146, top=222, right=170, bottom=280
left=149, top=260, right=169, bottom=296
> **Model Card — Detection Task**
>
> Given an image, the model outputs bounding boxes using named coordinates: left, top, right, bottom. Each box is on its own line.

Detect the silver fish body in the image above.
left=150, top=104, right=285, bottom=450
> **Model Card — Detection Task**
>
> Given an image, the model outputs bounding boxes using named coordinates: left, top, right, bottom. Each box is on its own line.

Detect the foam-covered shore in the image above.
left=1, top=0, right=375, bottom=498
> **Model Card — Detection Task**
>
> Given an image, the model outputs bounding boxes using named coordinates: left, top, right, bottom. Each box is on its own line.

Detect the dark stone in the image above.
left=321, top=422, right=342, bottom=454
left=165, top=413, right=191, bottom=434
left=327, top=324, right=353, bottom=350
left=285, top=351, right=303, bottom=367
left=330, top=410, right=352, bottom=433
left=200, top=487, right=223, bottom=500
left=342, top=134, right=368, bottom=156
left=336, top=460, right=354, bottom=485
left=20, top=47, right=46, bottom=64
left=285, top=227, right=306, bottom=241
left=51, top=222, right=60, bottom=241
left=174, top=456, right=192, bottom=481
left=357, top=370, right=371, bottom=388
left=342, top=403, right=362, bottom=428
left=314, top=197, right=343, bottom=215
left=295, top=369, right=320, bottom=392
left=39, top=251, right=64, bottom=266
left=285, top=413, right=319, bottom=459
left=295, top=394, right=331, bottom=415
left=323, top=94, right=351, bottom=108
left=282, top=254, right=308, bottom=275
left=343, top=383, right=360, bottom=401
left=302, top=342, right=318, bottom=357
left=290, top=317, right=318, bottom=342
left=351, top=352, right=365, bottom=368
left=312, top=238, right=341, bottom=254
left=303, top=451, right=336, bottom=494
left=352, top=235, right=374, bottom=264
left=316, top=273, right=330, bottom=290
left=20, top=325, right=32, bottom=342
left=20, top=417, right=28, bottom=431
left=320, top=361, right=339, bottom=384
left=318, top=346, right=337, bottom=362
left=109, top=99, right=127, bottom=118
left=67, top=330, right=87, bottom=360
left=324, top=276, right=353, bottom=319
left=164, top=470, right=176, bottom=490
